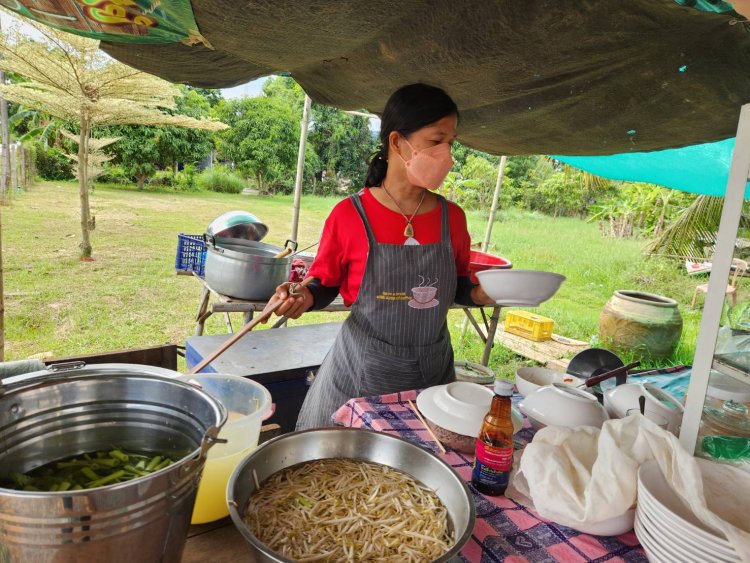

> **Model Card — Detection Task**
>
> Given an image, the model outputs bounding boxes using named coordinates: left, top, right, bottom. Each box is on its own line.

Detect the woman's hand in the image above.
left=471, top=285, right=496, bottom=306
left=268, top=282, right=314, bottom=320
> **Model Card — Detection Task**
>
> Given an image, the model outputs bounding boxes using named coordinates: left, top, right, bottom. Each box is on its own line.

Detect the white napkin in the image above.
left=507, top=415, right=750, bottom=560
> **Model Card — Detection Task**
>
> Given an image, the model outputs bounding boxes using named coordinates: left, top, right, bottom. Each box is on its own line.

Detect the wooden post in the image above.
left=78, top=117, right=93, bottom=258
left=0, top=19, right=7, bottom=360
left=0, top=19, right=9, bottom=203
left=25, top=145, right=32, bottom=186
left=290, top=94, right=312, bottom=243
left=19, top=145, right=25, bottom=189
left=482, top=155, right=508, bottom=252
left=9, top=143, right=17, bottom=193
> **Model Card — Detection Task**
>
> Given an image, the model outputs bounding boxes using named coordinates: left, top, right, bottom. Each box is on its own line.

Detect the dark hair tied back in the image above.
left=365, top=83, right=458, bottom=187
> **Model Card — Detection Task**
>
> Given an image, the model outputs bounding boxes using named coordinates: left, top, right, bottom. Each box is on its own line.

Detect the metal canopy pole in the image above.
left=482, top=155, right=508, bottom=252
left=290, top=94, right=312, bottom=243
left=679, top=103, right=750, bottom=453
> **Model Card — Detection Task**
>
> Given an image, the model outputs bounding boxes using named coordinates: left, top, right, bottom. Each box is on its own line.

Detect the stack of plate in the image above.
left=636, top=460, right=741, bottom=562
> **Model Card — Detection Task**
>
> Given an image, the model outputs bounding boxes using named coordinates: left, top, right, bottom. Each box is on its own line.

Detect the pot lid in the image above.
left=708, top=370, right=750, bottom=403
left=206, top=211, right=268, bottom=242
left=703, top=401, right=750, bottom=438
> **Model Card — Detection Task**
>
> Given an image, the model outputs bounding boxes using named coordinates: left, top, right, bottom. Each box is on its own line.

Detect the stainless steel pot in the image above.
left=227, top=428, right=476, bottom=562
left=204, top=237, right=291, bottom=301
left=0, top=362, right=227, bottom=563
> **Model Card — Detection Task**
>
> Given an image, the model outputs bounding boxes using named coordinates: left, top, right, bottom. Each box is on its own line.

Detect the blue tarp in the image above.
left=554, top=138, right=750, bottom=198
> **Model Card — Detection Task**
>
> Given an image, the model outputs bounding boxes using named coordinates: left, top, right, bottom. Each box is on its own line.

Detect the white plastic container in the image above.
left=183, top=374, right=272, bottom=524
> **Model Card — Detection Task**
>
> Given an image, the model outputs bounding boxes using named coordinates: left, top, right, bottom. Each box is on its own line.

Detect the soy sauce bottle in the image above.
left=471, top=379, right=515, bottom=496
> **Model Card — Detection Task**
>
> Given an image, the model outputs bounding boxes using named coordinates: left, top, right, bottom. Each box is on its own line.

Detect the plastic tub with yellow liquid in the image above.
left=182, top=374, right=272, bottom=524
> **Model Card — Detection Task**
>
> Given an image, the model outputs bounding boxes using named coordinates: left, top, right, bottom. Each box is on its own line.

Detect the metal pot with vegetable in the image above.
left=0, top=362, right=226, bottom=563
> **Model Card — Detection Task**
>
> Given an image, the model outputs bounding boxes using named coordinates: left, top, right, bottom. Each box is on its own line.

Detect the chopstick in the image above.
left=407, top=400, right=447, bottom=454
left=189, top=277, right=314, bottom=374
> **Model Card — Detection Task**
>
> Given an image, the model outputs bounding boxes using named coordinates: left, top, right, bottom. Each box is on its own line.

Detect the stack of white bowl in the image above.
left=636, top=460, right=741, bottom=562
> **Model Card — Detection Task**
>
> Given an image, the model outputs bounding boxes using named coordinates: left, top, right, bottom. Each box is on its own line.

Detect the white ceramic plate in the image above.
left=417, top=382, right=522, bottom=437
left=638, top=461, right=735, bottom=549
left=476, top=269, right=565, bottom=307
left=634, top=513, right=684, bottom=563
left=637, top=507, right=707, bottom=563
left=637, top=489, right=738, bottom=557
left=637, top=494, right=740, bottom=561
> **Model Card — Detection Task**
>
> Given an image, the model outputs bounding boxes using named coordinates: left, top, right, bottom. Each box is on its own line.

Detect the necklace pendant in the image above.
left=404, top=222, right=414, bottom=238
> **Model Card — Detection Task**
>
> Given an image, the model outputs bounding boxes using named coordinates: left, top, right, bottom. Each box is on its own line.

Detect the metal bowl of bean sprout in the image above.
left=227, top=427, right=475, bottom=562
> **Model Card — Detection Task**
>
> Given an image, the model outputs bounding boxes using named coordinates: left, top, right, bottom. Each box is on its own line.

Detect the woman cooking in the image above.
left=271, top=83, right=495, bottom=429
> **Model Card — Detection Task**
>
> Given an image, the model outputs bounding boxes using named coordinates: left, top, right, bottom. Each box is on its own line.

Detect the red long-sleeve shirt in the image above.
left=308, top=188, right=472, bottom=307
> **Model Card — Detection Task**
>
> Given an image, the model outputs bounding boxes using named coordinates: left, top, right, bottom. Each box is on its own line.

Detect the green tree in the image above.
left=0, top=21, right=226, bottom=258
left=186, top=87, right=223, bottom=108
left=262, top=76, right=304, bottom=114
left=214, top=96, right=298, bottom=192
left=451, top=142, right=499, bottom=170
left=308, top=105, right=375, bottom=190
left=103, top=126, right=160, bottom=189
left=156, top=88, right=215, bottom=174
left=459, top=154, right=499, bottom=209
left=262, top=76, right=376, bottom=191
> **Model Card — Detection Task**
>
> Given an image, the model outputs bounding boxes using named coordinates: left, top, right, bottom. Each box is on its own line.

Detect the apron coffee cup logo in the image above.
left=409, top=276, right=439, bottom=309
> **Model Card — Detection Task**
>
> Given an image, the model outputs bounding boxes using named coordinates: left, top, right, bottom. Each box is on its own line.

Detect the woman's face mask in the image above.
left=398, top=137, right=454, bottom=190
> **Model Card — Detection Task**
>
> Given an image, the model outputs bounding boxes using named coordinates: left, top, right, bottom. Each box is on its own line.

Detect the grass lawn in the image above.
left=4, top=181, right=714, bottom=376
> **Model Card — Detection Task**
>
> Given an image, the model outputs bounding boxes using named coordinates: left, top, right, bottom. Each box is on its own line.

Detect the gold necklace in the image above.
left=381, top=184, right=427, bottom=238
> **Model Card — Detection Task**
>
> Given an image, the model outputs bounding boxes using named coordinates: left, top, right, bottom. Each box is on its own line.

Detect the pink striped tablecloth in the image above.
left=333, top=389, right=646, bottom=563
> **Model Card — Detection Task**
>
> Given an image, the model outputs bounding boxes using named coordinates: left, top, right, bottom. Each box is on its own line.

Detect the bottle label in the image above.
left=472, top=441, right=513, bottom=487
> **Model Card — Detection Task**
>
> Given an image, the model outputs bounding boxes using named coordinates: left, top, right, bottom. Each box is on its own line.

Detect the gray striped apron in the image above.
left=296, top=192, right=457, bottom=429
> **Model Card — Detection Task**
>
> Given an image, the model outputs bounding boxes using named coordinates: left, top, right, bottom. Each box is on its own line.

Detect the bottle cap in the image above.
left=494, top=379, right=514, bottom=396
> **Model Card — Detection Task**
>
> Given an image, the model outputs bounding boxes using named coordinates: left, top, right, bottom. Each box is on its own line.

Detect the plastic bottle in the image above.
left=471, top=379, right=515, bottom=496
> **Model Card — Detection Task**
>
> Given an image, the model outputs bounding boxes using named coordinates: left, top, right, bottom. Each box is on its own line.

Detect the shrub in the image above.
left=197, top=166, right=245, bottom=194
left=175, top=164, right=199, bottom=191
left=149, top=170, right=176, bottom=187
left=97, top=165, right=131, bottom=185
left=34, top=144, right=74, bottom=181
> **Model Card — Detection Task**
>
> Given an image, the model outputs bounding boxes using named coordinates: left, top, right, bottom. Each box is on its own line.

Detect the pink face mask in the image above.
left=398, top=137, right=454, bottom=190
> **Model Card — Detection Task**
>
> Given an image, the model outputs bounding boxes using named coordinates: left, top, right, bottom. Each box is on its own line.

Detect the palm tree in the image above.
left=646, top=195, right=725, bottom=259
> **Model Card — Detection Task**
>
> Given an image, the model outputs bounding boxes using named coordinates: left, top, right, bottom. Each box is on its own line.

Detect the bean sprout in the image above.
left=243, top=459, right=453, bottom=562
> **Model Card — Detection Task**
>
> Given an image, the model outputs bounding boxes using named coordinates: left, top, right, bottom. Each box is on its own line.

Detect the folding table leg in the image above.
left=194, top=286, right=211, bottom=336
left=481, top=306, right=502, bottom=367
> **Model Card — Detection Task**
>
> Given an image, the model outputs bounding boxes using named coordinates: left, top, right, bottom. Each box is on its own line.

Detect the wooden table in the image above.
left=183, top=518, right=249, bottom=562
left=191, top=275, right=503, bottom=367
left=493, top=325, right=589, bottom=371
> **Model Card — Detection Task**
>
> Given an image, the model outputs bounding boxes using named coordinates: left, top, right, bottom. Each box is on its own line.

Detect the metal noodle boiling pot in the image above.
left=228, top=428, right=476, bottom=562
left=204, top=236, right=294, bottom=300
left=0, top=362, right=227, bottom=563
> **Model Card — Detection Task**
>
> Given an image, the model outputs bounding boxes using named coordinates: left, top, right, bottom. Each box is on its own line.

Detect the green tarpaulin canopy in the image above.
left=8, top=0, right=750, bottom=158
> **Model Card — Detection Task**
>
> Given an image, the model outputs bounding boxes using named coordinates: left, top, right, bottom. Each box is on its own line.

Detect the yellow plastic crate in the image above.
left=504, top=311, right=554, bottom=342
